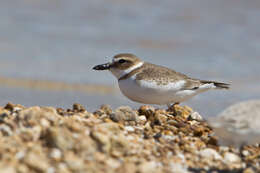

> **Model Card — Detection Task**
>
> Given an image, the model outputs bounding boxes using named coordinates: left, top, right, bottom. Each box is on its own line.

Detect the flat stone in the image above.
left=224, top=152, right=241, bottom=163
left=199, top=148, right=222, bottom=160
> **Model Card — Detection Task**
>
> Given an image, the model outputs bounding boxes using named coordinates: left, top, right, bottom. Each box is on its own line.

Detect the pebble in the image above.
left=124, top=126, right=135, bottom=132
left=138, top=161, right=158, bottom=173
left=0, top=102, right=258, bottom=172
left=169, top=162, right=189, bottom=173
left=242, top=150, right=250, bottom=157
left=0, top=124, right=13, bottom=136
left=189, top=111, right=203, bottom=121
left=110, top=106, right=138, bottom=122
left=50, top=148, right=62, bottom=160
left=243, top=167, right=255, bottom=173
left=0, top=165, right=16, bottom=173
left=15, top=151, right=26, bottom=160
left=199, top=148, right=222, bottom=160
left=224, top=152, right=241, bottom=163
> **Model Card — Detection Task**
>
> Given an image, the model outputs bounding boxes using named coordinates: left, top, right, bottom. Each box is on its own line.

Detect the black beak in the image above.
left=92, top=63, right=111, bottom=70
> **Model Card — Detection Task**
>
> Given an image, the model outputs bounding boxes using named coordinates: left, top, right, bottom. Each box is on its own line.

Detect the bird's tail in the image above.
left=200, top=80, right=230, bottom=89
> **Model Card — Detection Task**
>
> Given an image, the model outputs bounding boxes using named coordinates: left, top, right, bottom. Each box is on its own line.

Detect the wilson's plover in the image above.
left=93, top=53, right=229, bottom=107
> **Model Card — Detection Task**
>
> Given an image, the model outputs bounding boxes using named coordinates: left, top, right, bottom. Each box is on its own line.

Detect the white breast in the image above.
left=119, top=75, right=183, bottom=104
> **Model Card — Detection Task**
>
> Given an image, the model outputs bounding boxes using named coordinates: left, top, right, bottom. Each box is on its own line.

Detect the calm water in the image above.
left=0, top=0, right=259, bottom=116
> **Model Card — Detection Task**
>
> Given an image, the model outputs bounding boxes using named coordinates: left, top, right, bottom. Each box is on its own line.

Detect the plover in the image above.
left=93, top=53, right=229, bottom=106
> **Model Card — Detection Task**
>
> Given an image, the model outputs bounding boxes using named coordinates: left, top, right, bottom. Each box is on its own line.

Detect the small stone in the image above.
left=100, top=104, right=112, bottom=115
left=106, top=158, right=121, bottom=169
left=72, top=103, right=86, bottom=112
left=17, top=164, right=30, bottom=173
left=224, top=152, right=241, bottom=163
left=242, top=150, right=250, bottom=157
left=199, top=148, right=222, bottom=160
left=0, top=111, right=9, bottom=122
left=23, top=151, right=49, bottom=172
left=0, top=164, right=16, bottom=173
left=138, top=161, right=158, bottom=173
left=154, top=113, right=167, bottom=125
left=189, top=112, right=203, bottom=121
left=40, top=118, right=50, bottom=128
left=65, top=152, right=86, bottom=172
left=138, top=115, right=147, bottom=124
left=243, top=167, right=255, bottom=173
left=56, top=108, right=65, bottom=115
left=50, top=148, right=62, bottom=161
left=15, top=151, right=26, bottom=160
left=193, top=126, right=204, bottom=137
left=45, top=128, right=75, bottom=151
left=208, top=136, right=218, bottom=146
left=169, top=105, right=191, bottom=118
left=93, top=109, right=105, bottom=117
left=110, top=134, right=129, bottom=156
left=110, top=106, right=138, bottom=122
left=4, top=102, right=15, bottom=111
left=0, top=124, right=13, bottom=136
left=138, top=105, right=155, bottom=118
left=91, top=131, right=111, bottom=153
left=183, top=106, right=193, bottom=113
left=117, top=163, right=137, bottom=173
left=47, top=167, right=56, bottom=173
left=57, top=163, right=70, bottom=173
left=169, top=162, right=189, bottom=173
left=153, top=133, right=162, bottom=139
left=125, top=126, right=135, bottom=132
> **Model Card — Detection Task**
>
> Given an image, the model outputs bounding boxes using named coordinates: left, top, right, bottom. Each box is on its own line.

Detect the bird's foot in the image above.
left=167, top=103, right=180, bottom=115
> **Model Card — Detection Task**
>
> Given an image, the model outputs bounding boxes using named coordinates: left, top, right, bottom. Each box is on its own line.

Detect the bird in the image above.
left=93, top=53, right=229, bottom=107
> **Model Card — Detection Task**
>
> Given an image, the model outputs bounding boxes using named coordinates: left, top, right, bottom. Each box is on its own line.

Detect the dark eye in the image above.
left=118, top=59, right=126, bottom=64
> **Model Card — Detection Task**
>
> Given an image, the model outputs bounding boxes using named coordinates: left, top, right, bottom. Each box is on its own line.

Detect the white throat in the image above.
left=109, top=62, right=144, bottom=79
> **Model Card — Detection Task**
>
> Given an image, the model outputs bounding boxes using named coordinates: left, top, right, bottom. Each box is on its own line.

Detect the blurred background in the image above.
left=0, top=0, right=259, bottom=117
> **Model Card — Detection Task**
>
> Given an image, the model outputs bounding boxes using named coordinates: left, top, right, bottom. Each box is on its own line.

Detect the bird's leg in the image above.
left=167, top=102, right=180, bottom=115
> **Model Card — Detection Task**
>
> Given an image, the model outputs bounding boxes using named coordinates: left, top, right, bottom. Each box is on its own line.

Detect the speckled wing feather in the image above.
left=134, top=63, right=229, bottom=90
left=135, top=63, right=197, bottom=86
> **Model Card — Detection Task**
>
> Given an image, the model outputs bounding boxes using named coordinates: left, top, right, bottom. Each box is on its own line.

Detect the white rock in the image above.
left=177, top=153, right=186, bottom=162
left=224, top=152, right=241, bottom=163
left=138, top=115, right=147, bottom=122
left=47, top=167, right=56, bottom=173
left=162, top=135, right=177, bottom=141
left=218, top=100, right=260, bottom=132
left=209, top=100, right=260, bottom=146
left=40, top=118, right=50, bottom=127
left=242, top=150, right=250, bottom=157
left=139, top=161, right=157, bottom=173
left=124, top=126, right=135, bottom=132
left=106, top=158, right=121, bottom=169
left=190, top=112, right=203, bottom=121
left=50, top=148, right=62, bottom=160
left=169, top=162, right=189, bottom=173
left=15, top=151, right=26, bottom=160
left=0, top=124, right=13, bottom=136
left=199, top=148, right=222, bottom=160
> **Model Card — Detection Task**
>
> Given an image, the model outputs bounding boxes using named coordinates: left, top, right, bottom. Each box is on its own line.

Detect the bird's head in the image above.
left=93, top=53, right=143, bottom=79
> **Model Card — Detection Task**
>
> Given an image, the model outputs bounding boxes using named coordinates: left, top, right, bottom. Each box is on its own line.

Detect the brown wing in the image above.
left=183, top=79, right=230, bottom=90
left=135, top=63, right=229, bottom=90
left=135, top=63, right=190, bottom=85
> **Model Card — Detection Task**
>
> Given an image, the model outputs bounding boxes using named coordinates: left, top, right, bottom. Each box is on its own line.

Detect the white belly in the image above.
left=118, top=76, right=212, bottom=105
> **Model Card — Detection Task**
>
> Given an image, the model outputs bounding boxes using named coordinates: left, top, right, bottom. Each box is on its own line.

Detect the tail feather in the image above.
left=200, top=80, right=230, bottom=89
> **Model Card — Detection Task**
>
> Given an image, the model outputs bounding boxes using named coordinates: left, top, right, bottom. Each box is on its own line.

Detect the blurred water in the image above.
left=0, top=0, right=259, bottom=115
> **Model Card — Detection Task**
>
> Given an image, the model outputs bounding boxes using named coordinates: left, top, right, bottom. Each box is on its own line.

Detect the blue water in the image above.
left=0, top=0, right=259, bottom=116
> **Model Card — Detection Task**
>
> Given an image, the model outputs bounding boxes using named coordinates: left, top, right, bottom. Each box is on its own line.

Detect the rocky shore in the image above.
left=0, top=103, right=259, bottom=173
